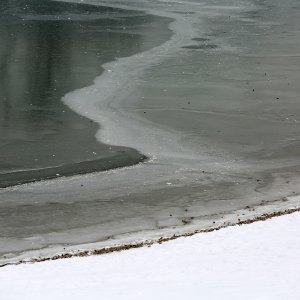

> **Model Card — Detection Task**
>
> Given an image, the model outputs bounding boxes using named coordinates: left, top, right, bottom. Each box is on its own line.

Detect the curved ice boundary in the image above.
left=61, top=0, right=210, bottom=164
left=2, top=1, right=300, bottom=263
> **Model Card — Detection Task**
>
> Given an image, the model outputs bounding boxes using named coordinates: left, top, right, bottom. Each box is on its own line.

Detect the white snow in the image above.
left=1, top=212, right=300, bottom=300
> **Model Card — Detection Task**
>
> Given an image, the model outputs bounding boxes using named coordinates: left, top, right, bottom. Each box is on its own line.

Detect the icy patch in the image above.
left=61, top=0, right=249, bottom=164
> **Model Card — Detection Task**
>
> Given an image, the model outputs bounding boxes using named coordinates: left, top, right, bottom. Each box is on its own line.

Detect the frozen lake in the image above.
left=0, top=0, right=300, bottom=264
left=0, top=0, right=170, bottom=187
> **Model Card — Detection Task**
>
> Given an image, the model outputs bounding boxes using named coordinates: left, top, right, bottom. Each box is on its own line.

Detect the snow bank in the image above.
left=1, top=212, right=300, bottom=300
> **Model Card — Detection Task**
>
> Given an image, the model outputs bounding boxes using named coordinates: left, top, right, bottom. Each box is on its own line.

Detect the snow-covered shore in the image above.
left=1, top=210, right=299, bottom=300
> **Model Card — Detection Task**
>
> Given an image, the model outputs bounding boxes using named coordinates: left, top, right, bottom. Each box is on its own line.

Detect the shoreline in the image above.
left=2, top=203, right=299, bottom=299
left=1, top=0, right=300, bottom=266
left=1, top=194, right=299, bottom=267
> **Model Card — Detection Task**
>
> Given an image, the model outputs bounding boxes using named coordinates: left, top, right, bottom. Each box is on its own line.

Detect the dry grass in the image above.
left=1, top=206, right=299, bottom=268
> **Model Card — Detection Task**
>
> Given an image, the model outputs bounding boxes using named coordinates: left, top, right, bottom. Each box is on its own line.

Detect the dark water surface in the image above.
left=0, top=0, right=171, bottom=187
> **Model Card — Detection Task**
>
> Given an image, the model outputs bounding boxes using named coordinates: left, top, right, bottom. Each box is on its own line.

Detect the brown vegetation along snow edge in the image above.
left=1, top=205, right=300, bottom=268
